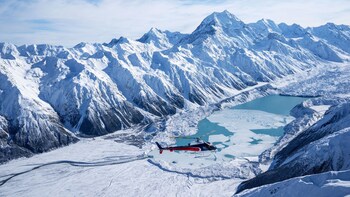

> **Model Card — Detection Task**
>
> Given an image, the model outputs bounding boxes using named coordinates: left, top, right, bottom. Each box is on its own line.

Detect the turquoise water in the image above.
left=232, top=95, right=307, bottom=115
left=251, top=127, right=285, bottom=137
left=176, top=95, right=308, bottom=154
left=176, top=118, right=232, bottom=146
left=249, top=137, right=263, bottom=144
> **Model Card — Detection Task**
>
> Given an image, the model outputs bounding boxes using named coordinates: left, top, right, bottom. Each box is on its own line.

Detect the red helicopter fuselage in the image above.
left=156, top=142, right=216, bottom=154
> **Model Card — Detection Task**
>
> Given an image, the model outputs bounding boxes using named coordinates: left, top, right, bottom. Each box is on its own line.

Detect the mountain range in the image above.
left=1, top=10, right=350, bottom=163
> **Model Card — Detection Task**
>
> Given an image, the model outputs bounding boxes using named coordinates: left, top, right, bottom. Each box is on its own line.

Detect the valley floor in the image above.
left=1, top=62, right=350, bottom=196
left=0, top=138, right=241, bottom=197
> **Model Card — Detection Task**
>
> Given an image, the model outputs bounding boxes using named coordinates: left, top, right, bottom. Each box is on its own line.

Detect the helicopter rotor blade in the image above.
left=198, top=130, right=216, bottom=139
left=170, top=130, right=216, bottom=140
left=170, top=136, right=198, bottom=139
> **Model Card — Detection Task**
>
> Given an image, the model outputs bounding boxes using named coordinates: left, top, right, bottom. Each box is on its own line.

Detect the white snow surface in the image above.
left=0, top=137, right=242, bottom=197
left=236, top=170, right=350, bottom=197
left=208, top=109, right=293, bottom=158
left=309, top=105, right=331, bottom=114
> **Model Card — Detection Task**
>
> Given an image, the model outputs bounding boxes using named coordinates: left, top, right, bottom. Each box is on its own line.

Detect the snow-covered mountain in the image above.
left=236, top=169, right=350, bottom=197
left=236, top=99, right=350, bottom=194
left=1, top=10, right=350, bottom=163
left=232, top=55, right=350, bottom=195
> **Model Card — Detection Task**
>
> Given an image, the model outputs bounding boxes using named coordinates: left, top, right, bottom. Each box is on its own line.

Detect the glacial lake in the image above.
left=176, top=95, right=308, bottom=159
left=151, top=94, right=308, bottom=169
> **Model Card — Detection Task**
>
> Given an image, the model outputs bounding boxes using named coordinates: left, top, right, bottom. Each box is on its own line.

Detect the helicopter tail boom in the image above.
left=156, top=142, right=164, bottom=154
left=155, top=142, right=203, bottom=154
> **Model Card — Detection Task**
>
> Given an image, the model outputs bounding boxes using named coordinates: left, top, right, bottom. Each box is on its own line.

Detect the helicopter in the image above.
left=155, top=131, right=217, bottom=154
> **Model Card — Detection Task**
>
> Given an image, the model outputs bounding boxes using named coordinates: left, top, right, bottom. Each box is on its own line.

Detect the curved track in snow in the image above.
left=0, top=154, right=149, bottom=187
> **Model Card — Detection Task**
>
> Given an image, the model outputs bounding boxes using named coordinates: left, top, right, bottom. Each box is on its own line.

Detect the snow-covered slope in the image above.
left=0, top=137, right=244, bottom=197
left=237, top=124, right=350, bottom=192
left=1, top=10, right=350, bottom=162
left=272, top=101, right=350, bottom=168
left=236, top=170, right=350, bottom=197
left=236, top=97, right=350, bottom=194
left=0, top=44, right=78, bottom=163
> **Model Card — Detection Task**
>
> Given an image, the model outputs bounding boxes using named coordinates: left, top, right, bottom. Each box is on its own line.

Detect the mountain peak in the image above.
left=317, top=22, right=350, bottom=31
left=257, top=18, right=276, bottom=26
left=252, top=18, right=280, bottom=34
left=179, top=10, right=246, bottom=45
left=137, top=28, right=186, bottom=49
left=149, top=27, right=162, bottom=34
left=202, top=10, right=244, bottom=28
left=184, top=10, right=245, bottom=43
left=103, top=36, right=130, bottom=47
left=137, top=28, right=167, bottom=46
left=0, top=42, right=18, bottom=60
left=138, top=27, right=164, bottom=42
